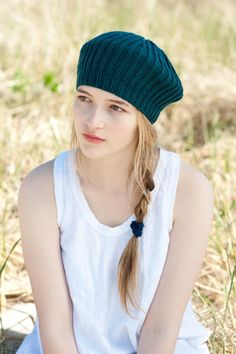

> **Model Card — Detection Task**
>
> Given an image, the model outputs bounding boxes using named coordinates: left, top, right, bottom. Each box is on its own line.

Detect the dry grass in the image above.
left=0, top=0, right=235, bottom=353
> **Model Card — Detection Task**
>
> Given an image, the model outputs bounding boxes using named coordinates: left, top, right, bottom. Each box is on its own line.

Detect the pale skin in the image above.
left=18, top=85, right=214, bottom=354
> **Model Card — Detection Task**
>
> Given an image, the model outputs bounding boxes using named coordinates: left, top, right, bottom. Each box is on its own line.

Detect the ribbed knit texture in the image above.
left=76, top=30, right=183, bottom=124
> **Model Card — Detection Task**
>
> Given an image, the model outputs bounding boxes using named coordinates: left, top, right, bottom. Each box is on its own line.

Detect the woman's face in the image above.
left=73, top=85, right=138, bottom=160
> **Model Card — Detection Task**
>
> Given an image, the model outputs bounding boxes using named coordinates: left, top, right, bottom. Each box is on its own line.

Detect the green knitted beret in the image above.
left=76, top=30, right=183, bottom=124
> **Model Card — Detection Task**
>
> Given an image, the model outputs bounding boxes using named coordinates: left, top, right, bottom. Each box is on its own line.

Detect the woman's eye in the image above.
left=77, top=95, right=89, bottom=101
left=110, top=104, right=125, bottom=113
left=77, top=96, right=125, bottom=113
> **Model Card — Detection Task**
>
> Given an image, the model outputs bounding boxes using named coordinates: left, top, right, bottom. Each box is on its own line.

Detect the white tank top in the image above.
left=16, top=146, right=212, bottom=354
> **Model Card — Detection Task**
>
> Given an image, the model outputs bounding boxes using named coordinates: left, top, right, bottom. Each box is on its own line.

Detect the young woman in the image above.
left=16, top=31, right=214, bottom=354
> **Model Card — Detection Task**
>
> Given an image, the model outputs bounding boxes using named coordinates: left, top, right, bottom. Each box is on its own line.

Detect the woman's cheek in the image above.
left=74, top=102, right=86, bottom=116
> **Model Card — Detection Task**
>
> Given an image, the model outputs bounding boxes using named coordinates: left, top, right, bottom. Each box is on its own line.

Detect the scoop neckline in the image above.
left=67, top=146, right=168, bottom=236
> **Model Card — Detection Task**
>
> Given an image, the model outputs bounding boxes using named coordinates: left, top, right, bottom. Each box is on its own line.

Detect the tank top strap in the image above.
left=53, top=150, right=71, bottom=233
left=163, top=149, right=181, bottom=233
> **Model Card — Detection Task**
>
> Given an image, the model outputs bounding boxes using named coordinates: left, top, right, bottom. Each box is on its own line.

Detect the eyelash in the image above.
left=76, top=95, right=125, bottom=113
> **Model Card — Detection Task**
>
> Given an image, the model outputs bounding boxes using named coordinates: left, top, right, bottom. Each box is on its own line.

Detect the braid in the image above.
left=117, top=167, right=156, bottom=318
left=117, top=107, right=159, bottom=316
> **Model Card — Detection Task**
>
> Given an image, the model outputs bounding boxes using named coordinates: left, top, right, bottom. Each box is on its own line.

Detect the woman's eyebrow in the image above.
left=77, top=88, right=130, bottom=107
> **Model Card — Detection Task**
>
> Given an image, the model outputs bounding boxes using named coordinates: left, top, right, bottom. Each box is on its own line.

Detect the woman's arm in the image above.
left=137, top=162, right=214, bottom=354
left=18, top=160, right=79, bottom=354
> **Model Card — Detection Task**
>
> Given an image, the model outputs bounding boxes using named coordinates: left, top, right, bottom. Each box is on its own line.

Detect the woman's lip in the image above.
left=83, top=134, right=106, bottom=143
left=83, top=134, right=105, bottom=141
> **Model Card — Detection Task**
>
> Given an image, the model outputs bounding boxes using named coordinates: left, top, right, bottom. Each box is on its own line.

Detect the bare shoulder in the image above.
left=18, top=158, right=56, bottom=216
left=178, top=157, right=213, bottom=189
left=173, top=157, right=214, bottom=223
left=20, top=158, right=55, bottom=194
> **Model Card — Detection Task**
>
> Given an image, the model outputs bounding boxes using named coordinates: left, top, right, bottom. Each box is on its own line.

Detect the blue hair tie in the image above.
left=130, top=220, right=145, bottom=238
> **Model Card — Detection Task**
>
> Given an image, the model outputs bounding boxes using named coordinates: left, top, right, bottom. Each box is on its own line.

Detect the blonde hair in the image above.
left=69, top=108, right=159, bottom=318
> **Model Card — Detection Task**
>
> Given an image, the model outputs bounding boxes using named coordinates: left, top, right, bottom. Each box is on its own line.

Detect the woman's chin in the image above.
left=79, top=146, right=107, bottom=160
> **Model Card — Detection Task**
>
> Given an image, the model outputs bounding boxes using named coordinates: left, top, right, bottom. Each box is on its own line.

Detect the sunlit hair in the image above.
left=69, top=108, right=159, bottom=318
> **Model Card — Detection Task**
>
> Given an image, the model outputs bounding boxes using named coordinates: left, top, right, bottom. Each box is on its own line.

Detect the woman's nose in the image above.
left=86, top=108, right=105, bottom=128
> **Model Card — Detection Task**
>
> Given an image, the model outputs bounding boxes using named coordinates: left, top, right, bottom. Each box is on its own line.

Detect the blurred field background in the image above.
left=0, top=0, right=235, bottom=353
